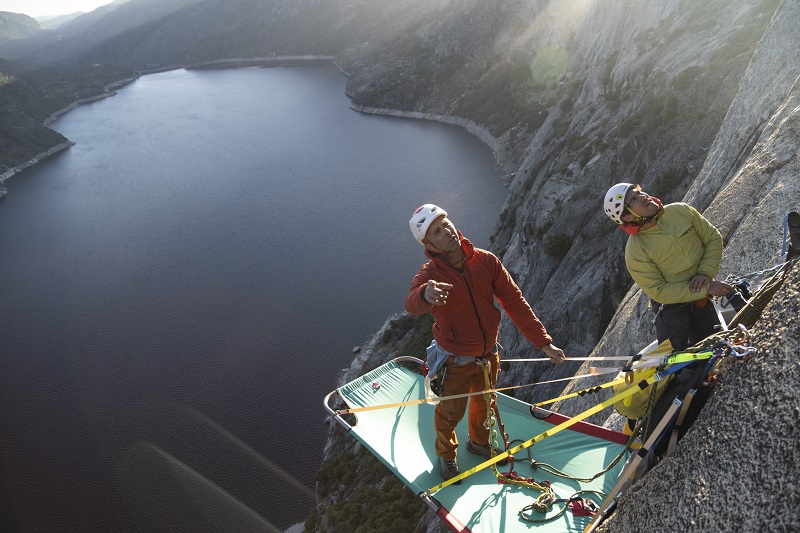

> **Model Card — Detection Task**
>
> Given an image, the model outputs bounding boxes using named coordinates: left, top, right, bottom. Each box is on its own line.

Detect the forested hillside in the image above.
left=0, top=60, right=135, bottom=176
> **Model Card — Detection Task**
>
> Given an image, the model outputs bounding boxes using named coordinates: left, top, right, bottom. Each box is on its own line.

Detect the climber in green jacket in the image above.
left=604, top=183, right=733, bottom=350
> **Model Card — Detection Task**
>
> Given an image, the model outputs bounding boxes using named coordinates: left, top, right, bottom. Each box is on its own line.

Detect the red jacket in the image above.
left=405, top=233, right=552, bottom=356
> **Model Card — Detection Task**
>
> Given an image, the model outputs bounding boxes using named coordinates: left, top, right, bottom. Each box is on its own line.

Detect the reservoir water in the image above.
left=0, top=65, right=508, bottom=532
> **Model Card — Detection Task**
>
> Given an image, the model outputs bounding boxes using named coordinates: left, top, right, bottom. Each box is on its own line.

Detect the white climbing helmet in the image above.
left=604, top=183, right=634, bottom=224
left=409, top=204, right=447, bottom=243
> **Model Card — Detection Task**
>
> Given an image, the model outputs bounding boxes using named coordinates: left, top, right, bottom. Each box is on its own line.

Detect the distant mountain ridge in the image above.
left=36, top=13, right=84, bottom=30
left=0, top=11, right=41, bottom=43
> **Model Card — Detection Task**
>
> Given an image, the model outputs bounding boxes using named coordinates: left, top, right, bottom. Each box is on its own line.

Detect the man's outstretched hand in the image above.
left=424, top=280, right=454, bottom=306
left=542, top=343, right=566, bottom=364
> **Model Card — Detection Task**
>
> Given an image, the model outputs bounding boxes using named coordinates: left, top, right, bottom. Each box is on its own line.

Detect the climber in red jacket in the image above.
left=406, top=204, right=565, bottom=483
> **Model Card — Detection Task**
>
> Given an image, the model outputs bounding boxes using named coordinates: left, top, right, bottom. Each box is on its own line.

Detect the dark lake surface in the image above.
left=0, top=65, right=508, bottom=532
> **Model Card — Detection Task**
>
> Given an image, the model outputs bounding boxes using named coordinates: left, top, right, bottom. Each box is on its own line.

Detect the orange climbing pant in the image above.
left=434, top=351, right=500, bottom=459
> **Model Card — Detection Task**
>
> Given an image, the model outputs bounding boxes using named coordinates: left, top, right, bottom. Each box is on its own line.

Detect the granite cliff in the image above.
left=314, top=1, right=798, bottom=531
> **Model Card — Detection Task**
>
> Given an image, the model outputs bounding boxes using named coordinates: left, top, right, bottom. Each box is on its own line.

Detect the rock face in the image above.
left=559, top=0, right=800, bottom=424
left=597, top=263, right=799, bottom=533
left=584, top=2, right=800, bottom=529
left=313, top=1, right=799, bottom=532
left=467, top=0, right=783, bottom=406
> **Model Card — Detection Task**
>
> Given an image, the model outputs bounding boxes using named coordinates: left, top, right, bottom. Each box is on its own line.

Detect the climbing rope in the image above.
left=336, top=364, right=634, bottom=416
left=481, top=359, right=557, bottom=495
left=513, top=437, right=632, bottom=485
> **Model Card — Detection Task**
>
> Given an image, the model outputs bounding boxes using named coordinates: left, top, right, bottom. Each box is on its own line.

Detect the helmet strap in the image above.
left=626, top=206, right=656, bottom=225
left=624, top=196, right=663, bottom=225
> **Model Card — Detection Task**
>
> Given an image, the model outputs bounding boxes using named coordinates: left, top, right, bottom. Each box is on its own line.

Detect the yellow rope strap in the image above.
left=534, top=369, right=656, bottom=408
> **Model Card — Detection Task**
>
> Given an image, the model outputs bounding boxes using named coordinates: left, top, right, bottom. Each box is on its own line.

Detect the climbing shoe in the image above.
left=466, top=440, right=509, bottom=466
left=438, top=456, right=461, bottom=484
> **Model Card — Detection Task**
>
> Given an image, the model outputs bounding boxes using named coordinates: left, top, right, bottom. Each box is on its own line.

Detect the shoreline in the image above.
left=348, top=103, right=500, bottom=158
left=332, top=58, right=504, bottom=169
left=2, top=55, right=507, bottom=194
left=0, top=141, right=76, bottom=193
left=139, top=55, right=336, bottom=75
left=43, top=76, right=139, bottom=127
left=1, top=76, right=139, bottom=191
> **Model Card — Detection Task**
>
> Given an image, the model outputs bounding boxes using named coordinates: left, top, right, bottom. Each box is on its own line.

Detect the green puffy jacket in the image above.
left=625, top=203, right=723, bottom=305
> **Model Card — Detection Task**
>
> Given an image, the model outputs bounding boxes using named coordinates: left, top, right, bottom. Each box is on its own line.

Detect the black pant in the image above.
left=647, top=300, right=719, bottom=456
left=654, top=300, right=721, bottom=350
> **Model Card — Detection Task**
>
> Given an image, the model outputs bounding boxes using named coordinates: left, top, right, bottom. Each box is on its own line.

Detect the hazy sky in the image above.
left=0, top=0, right=116, bottom=18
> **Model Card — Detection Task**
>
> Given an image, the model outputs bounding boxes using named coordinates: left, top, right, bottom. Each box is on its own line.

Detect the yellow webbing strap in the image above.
left=534, top=368, right=657, bottom=408
left=662, top=350, right=714, bottom=366
left=426, top=365, right=685, bottom=494
left=336, top=351, right=713, bottom=416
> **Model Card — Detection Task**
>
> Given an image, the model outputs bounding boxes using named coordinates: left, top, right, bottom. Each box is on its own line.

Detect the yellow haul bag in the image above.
left=612, top=340, right=674, bottom=419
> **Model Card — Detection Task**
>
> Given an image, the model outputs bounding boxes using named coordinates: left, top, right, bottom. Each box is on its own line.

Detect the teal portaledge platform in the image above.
left=325, top=358, right=631, bottom=533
